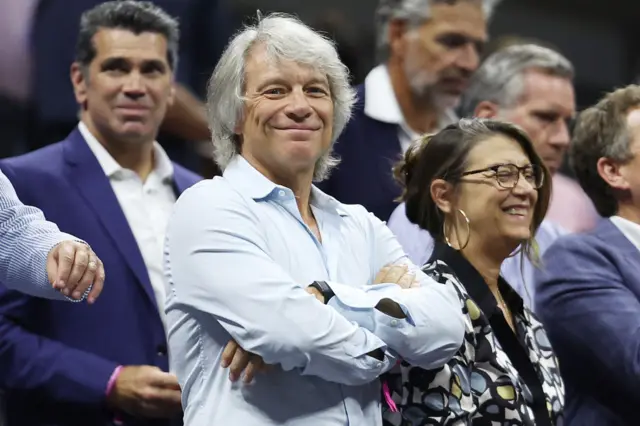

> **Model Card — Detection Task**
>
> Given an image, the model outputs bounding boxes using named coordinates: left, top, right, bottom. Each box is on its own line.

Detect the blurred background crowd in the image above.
left=1, top=0, right=637, bottom=178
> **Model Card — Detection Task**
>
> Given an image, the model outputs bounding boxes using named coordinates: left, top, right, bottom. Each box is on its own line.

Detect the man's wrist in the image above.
left=308, top=281, right=334, bottom=304
left=105, top=365, right=124, bottom=397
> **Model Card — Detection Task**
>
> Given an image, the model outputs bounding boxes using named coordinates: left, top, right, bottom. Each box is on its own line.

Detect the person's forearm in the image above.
left=9, top=232, right=79, bottom=300
left=0, top=167, right=83, bottom=300
left=161, top=84, right=210, bottom=141
left=326, top=281, right=465, bottom=370
left=0, top=315, right=119, bottom=404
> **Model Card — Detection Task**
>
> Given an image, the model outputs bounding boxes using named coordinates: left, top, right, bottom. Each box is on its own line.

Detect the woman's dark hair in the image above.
left=393, top=118, right=551, bottom=258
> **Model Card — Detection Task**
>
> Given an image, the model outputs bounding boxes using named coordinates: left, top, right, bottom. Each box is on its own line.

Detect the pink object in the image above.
left=106, top=366, right=124, bottom=423
left=106, top=365, right=123, bottom=397
left=547, top=174, right=599, bottom=233
left=382, top=381, right=398, bottom=412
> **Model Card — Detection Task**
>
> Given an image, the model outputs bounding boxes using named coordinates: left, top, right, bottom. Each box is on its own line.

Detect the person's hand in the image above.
left=47, top=240, right=104, bottom=303
left=373, top=264, right=420, bottom=289
left=305, top=285, right=324, bottom=303
left=221, top=340, right=273, bottom=384
left=106, top=365, right=182, bottom=418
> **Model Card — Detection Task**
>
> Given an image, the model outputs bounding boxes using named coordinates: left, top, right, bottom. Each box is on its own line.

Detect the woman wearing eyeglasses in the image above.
left=382, top=118, right=563, bottom=426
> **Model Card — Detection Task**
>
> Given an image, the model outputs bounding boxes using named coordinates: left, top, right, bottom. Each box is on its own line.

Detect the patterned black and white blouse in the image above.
left=382, top=243, right=564, bottom=426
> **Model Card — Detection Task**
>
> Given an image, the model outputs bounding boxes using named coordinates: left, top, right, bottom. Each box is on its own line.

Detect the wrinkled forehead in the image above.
left=92, top=28, right=170, bottom=62
left=243, top=44, right=330, bottom=90
left=516, top=69, right=576, bottom=114
left=422, top=1, right=488, bottom=38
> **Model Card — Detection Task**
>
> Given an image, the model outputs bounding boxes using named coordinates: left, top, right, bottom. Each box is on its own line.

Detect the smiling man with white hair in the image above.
left=163, top=12, right=465, bottom=426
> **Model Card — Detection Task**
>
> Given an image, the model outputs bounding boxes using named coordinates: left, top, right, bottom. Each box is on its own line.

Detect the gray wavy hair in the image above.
left=459, top=43, right=574, bottom=117
left=206, top=13, right=356, bottom=181
left=375, top=0, right=502, bottom=62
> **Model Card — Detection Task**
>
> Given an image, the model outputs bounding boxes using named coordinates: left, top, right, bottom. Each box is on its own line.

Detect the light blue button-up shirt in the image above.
left=387, top=202, right=567, bottom=309
left=163, top=156, right=465, bottom=426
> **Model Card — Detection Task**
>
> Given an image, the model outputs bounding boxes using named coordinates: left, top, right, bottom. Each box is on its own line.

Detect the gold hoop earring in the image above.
left=443, top=209, right=471, bottom=250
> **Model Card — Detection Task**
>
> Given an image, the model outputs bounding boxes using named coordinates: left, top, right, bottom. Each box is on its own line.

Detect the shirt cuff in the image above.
left=325, top=282, right=414, bottom=329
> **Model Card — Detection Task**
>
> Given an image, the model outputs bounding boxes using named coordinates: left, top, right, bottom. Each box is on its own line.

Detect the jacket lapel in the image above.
left=172, top=165, right=201, bottom=195
left=595, top=218, right=640, bottom=263
left=62, top=129, right=157, bottom=306
left=359, top=84, right=405, bottom=199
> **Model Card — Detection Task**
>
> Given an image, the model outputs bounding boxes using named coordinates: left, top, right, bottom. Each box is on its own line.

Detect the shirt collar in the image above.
left=364, top=65, right=405, bottom=124
left=311, top=185, right=350, bottom=217
left=78, top=121, right=174, bottom=182
left=363, top=64, right=457, bottom=128
left=610, top=215, right=640, bottom=252
left=429, top=242, right=526, bottom=320
left=223, top=155, right=349, bottom=216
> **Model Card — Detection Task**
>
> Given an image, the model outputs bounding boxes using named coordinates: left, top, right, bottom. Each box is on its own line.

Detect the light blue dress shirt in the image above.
left=163, top=156, right=465, bottom=426
left=0, top=168, right=86, bottom=301
left=387, top=202, right=567, bottom=309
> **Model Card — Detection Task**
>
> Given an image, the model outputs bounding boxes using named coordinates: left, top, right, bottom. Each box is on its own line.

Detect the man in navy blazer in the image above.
left=0, top=2, right=201, bottom=425
left=26, top=0, right=232, bottom=172
left=535, top=84, right=640, bottom=425
left=317, top=0, right=492, bottom=221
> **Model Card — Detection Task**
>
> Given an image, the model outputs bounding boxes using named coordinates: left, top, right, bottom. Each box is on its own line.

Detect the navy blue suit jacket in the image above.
left=317, top=84, right=402, bottom=221
left=535, top=219, right=640, bottom=425
left=0, top=129, right=201, bottom=426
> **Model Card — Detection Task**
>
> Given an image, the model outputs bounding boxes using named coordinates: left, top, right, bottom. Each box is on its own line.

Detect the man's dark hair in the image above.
left=75, top=1, right=179, bottom=70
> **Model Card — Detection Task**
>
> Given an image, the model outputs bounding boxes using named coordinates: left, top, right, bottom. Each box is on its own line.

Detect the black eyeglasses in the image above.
left=460, top=163, right=544, bottom=189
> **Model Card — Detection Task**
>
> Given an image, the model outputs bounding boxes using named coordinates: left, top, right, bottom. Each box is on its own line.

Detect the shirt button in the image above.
left=390, top=319, right=399, bottom=327
left=156, top=344, right=167, bottom=356
left=376, top=362, right=383, bottom=368
left=278, top=190, right=285, bottom=197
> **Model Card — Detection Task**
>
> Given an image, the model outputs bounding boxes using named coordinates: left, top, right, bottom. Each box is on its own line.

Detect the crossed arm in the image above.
left=223, top=263, right=425, bottom=383
left=166, top=186, right=465, bottom=386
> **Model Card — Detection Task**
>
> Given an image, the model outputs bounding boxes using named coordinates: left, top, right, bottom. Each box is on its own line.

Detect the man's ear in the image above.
left=597, top=156, right=630, bottom=191
left=430, top=179, right=454, bottom=214
left=473, top=101, right=500, bottom=119
left=234, top=117, right=244, bottom=136
left=70, top=62, right=88, bottom=109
